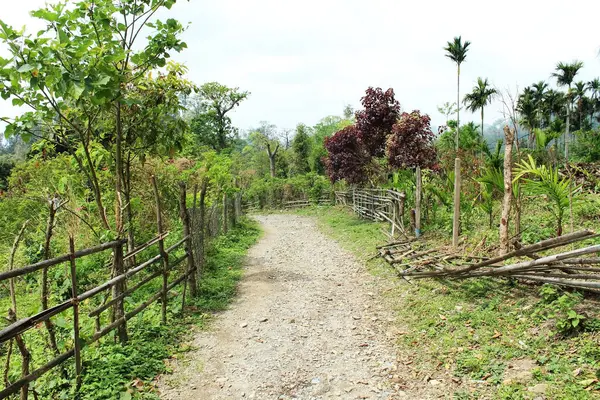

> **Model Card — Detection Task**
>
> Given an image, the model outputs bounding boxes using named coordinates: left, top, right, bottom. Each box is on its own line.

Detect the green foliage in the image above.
left=290, top=123, right=312, bottom=175
left=244, top=173, right=331, bottom=208
left=571, top=129, right=600, bottom=162
left=535, top=285, right=586, bottom=336
left=514, top=155, right=579, bottom=235
left=188, top=82, right=249, bottom=151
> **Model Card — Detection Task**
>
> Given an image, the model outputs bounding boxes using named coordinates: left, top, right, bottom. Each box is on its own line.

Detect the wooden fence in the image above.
left=243, top=194, right=333, bottom=212
left=335, top=189, right=408, bottom=238
left=0, top=179, right=202, bottom=399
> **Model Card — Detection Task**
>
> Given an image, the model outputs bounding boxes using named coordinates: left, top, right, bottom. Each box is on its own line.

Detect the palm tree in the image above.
left=517, top=88, right=537, bottom=147
left=463, top=77, right=497, bottom=143
left=444, top=36, right=471, bottom=151
left=532, top=81, right=549, bottom=128
left=572, top=81, right=589, bottom=130
left=587, top=78, right=600, bottom=124
left=552, top=61, right=584, bottom=160
left=543, top=89, right=566, bottom=121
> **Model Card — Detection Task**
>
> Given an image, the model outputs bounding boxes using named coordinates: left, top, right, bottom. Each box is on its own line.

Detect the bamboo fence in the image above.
left=0, top=180, right=207, bottom=399
left=335, top=189, right=408, bottom=238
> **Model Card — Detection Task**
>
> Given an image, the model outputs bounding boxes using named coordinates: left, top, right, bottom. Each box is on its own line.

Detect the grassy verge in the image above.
left=298, top=206, right=600, bottom=400
left=26, top=218, right=261, bottom=400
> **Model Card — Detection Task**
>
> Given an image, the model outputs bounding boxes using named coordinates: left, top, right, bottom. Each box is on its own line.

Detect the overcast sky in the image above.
left=2, top=0, right=600, bottom=133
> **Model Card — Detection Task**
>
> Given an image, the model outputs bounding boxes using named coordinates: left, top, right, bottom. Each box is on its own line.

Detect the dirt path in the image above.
left=159, top=214, right=408, bottom=399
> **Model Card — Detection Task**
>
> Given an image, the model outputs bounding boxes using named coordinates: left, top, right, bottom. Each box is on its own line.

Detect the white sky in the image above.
left=2, top=0, right=600, bottom=133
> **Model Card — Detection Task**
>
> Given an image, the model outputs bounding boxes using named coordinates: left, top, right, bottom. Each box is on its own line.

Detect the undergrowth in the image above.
left=27, top=218, right=260, bottom=400
left=299, top=206, right=600, bottom=399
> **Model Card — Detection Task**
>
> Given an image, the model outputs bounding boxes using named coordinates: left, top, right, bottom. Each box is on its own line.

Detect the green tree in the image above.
left=190, top=82, right=249, bottom=151
left=310, top=115, right=352, bottom=174
left=291, top=123, right=311, bottom=175
left=444, top=36, right=471, bottom=151
left=437, top=101, right=459, bottom=127
left=463, top=77, right=497, bottom=141
left=552, top=61, right=584, bottom=159
left=517, top=88, right=538, bottom=147
left=250, top=122, right=281, bottom=178
left=572, top=81, right=590, bottom=130
left=532, top=81, right=549, bottom=128
left=0, top=0, right=188, bottom=234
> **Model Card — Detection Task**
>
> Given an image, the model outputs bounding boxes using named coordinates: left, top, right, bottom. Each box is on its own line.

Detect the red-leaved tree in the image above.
left=386, top=111, right=437, bottom=169
left=356, top=87, right=401, bottom=157
left=324, top=125, right=372, bottom=184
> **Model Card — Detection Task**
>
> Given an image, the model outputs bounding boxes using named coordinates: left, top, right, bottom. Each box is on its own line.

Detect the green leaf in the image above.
left=11, top=98, right=24, bottom=106
left=120, top=392, right=132, bottom=400
left=95, top=74, right=111, bottom=86
left=31, top=9, right=58, bottom=22
left=17, top=64, right=34, bottom=73
left=55, top=316, right=68, bottom=328
left=68, top=81, right=85, bottom=100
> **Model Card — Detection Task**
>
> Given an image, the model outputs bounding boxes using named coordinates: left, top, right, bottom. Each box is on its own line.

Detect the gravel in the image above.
left=158, top=214, right=429, bottom=399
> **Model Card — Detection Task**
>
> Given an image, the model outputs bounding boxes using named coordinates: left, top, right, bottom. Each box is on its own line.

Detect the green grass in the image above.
left=298, top=205, right=600, bottom=399
left=3, top=218, right=261, bottom=400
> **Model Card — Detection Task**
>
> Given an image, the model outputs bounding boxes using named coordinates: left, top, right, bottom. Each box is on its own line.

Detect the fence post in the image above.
left=112, top=240, right=128, bottom=343
left=152, top=176, right=169, bottom=324
left=415, top=166, right=422, bottom=238
left=452, top=157, right=461, bottom=247
left=179, top=182, right=198, bottom=298
left=222, top=193, right=228, bottom=233
left=69, top=237, right=82, bottom=391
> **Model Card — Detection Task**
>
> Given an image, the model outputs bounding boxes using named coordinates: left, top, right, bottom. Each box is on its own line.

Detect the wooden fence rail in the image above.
left=0, top=180, right=200, bottom=399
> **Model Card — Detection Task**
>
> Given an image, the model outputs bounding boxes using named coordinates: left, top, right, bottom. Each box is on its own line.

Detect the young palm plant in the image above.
left=444, top=36, right=471, bottom=151
left=514, top=155, right=580, bottom=236
left=476, top=166, right=503, bottom=228
left=463, top=77, right=497, bottom=142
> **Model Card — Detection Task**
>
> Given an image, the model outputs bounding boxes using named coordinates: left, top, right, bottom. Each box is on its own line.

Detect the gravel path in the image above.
left=159, top=214, right=408, bottom=399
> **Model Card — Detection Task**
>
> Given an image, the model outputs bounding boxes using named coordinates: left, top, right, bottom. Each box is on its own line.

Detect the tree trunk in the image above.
left=124, top=154, right=135, bottom=264
left=41, top=199, right=60, bottom=356
left=269, top=154, right=276, bottom=178
left=115, top=102, right=125, bottom=235
left=565, top=89, right=571, bottom=160
left=481, top=108, right=484, bottom=141
left=499, top=125, right=515, bottom=255
left=456, top=65, right=460, bottom=152
left=452, top=158, right=461, bottom=247
left=79, top=133, right=110, bottom=230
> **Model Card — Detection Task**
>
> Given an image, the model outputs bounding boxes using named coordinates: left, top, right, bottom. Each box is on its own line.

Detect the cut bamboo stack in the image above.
left=376, top=230, right=600, bottom=291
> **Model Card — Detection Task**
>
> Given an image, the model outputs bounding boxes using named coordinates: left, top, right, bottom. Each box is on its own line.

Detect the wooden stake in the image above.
left=179, top=182, right=198, bottom=298
left=452, top=158, right=461, bottom=247
left=415, top=167, right=422, bottom=238
left=9, top=221, right=30, bottom=400
left=152, top=176, right=169, bottom=325
left=111, top=240, right=128, bottom=343
left=69, top=237, right=82, bottom=392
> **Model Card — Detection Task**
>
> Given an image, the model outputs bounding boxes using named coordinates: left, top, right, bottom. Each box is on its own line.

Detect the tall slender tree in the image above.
left=552, top=61, right=584, bottom=159
left=572, top=81, right=589, bottom=130
left=463, top=77, right=497, bottom=142
left=588, top=78, right=600, bottom=124
left=444, top=36, right=471, bottom=151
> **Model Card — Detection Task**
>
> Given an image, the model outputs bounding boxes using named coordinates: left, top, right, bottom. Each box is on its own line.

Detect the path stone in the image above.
left=158, top=214, right=440, bottom=399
